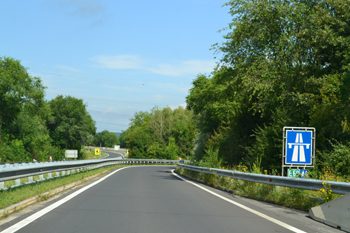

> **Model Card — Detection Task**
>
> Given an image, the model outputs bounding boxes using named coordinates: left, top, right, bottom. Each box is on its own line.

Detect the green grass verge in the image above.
left=0, top=165, right=124, bottom=211
left=80, top=148, right=108, bottom=159
left=176, top=167, right=342, bottom=211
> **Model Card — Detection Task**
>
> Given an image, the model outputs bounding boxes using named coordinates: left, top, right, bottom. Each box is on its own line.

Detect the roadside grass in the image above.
left=175, top=166, right=344, bottom=211
left=0, top=165, right=124, bottom=212
left=80, top=148, right=107, bottom=159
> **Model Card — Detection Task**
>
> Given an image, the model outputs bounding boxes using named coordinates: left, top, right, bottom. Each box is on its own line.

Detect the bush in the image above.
left=321, top=141, right=350, bottom=177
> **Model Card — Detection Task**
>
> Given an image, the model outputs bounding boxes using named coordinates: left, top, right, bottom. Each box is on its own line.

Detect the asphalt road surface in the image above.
left=0, top=166, right=342, bottom=233
left=101, top=150, right=124, bottom=159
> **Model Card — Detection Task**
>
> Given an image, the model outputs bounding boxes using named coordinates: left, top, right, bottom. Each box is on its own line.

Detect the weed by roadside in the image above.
left=176, top=164, right=346, bottom=211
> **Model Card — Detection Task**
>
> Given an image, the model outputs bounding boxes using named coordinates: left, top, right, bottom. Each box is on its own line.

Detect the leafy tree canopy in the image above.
left=187, top=0, right=350, bottom=173
left=94, top=130, right=120, bottom=147
left=47, top=95, right=96, bottom=158
left=123, top=106, right=197, bottom=160
left=0, top=57, right=63, bottom=162
left=0, top=57, right=45, bottom=134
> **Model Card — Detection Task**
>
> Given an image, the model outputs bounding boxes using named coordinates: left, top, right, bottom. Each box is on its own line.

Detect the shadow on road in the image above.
left=155, top=169, right=182, bottom=181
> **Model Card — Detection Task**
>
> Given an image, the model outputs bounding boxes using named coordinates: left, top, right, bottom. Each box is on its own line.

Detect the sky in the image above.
left=0, top=0, right=232, bottom=133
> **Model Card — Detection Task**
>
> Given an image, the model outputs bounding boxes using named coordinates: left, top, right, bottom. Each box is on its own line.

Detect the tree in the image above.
left=123, top=106, right=197, bottom=159
left=172, top=107, right=197, bottom=159
left=0, top=57, right=63, bottom=162
left=187, top=0, right=350, bottom=171
left=94, top=130, right=120, bottom=147
left=47, top=95, right=96, bottom=158
left=119, top=131, right=127, bottom=148
left=0, top=57, right=46, bottom=134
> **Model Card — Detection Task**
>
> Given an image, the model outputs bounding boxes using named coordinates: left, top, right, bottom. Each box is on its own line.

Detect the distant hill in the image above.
left=114, top=132, right=122, bottom=137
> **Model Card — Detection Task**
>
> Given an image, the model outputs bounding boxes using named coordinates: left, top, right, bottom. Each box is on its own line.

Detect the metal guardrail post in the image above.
left=15, top=179, right=20, bottom=186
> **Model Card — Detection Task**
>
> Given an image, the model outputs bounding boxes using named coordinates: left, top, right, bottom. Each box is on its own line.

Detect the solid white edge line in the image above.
left=1, top=167, right=129, bottom=233
left=101, top=152, right=109, bottom=159
left=171, top=169, right=307, bottom=233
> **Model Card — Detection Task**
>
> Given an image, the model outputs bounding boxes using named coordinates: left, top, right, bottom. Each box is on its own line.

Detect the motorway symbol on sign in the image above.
left=95, top=148, right=100, bottom=156
left=286, top=130, right=312, bottom=165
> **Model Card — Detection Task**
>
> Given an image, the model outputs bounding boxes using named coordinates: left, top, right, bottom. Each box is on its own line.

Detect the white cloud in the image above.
left=102, top=85, right=142, bottom=92
left=147, top=60, right=216, bottom=76
left=90, top=55, right=216, bottom=76
left=150, top=82, right=190, bottom=93
left=90, top=55, right=142, bottom=69
left=103, top=85, right=130, bottom=91
left=169, top=103, right=187, bottom=110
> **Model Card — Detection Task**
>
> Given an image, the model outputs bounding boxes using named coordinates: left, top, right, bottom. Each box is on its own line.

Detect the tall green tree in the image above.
left=47, top=95, right=96, bottom=158
left=0, top=57, right=45, bottom=134
left=119, top=131, right=127, bottom=148
left=94, top=130, right=120, bottom=147
left=124, top=107, right=197, bottom=159
left=0, top=57, right=63, bottom=162
left=187, top=0, right=350, bottom=171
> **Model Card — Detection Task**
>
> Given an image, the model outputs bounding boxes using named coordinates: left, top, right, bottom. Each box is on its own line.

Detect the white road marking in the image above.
left=171, top=169, right=307, bottom=233
left=1, top=167, right=129, bottom=233
left=102, top=153, right=110, bottom=158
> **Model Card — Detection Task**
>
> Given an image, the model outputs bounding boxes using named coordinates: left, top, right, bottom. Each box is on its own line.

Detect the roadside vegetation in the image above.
left=80, top=148, right=108, bottom=160
left=121, top=0, right=350, bottom=181
left=184, top=0, right=350, bottom=178
left=0, top=56, right=120, bottom=163
left=121, top=106, right=197, bottom=160
left=92, top=130, right=120, bottom=147
left=121, top=0, right=350, bottom=209
left=176, top=164, right=347, bottom=211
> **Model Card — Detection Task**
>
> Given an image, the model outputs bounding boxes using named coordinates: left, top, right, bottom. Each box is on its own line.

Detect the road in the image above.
left=0, top=166, right=341, bottom=233
left=100, top=149, right=124, bottom=159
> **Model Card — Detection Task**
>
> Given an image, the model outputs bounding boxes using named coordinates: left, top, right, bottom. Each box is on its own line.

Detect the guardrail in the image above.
left=177, top=164, right=350, bottom=195
left=0, top=158, right=180, bottom=191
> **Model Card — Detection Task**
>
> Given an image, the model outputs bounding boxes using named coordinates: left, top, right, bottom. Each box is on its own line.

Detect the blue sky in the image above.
left=1, top=0, right=232, bottom=133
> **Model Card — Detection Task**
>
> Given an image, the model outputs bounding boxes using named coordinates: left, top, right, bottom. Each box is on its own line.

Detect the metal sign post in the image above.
left=282, top=127, right=316, bottom=176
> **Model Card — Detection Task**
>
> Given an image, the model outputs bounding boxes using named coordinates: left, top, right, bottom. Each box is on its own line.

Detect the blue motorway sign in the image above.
left=286, top=130, right=312, bottom=165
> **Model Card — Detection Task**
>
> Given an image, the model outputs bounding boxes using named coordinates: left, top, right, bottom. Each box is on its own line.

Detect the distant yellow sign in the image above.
left=95, top=148, right=100, bottom=156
